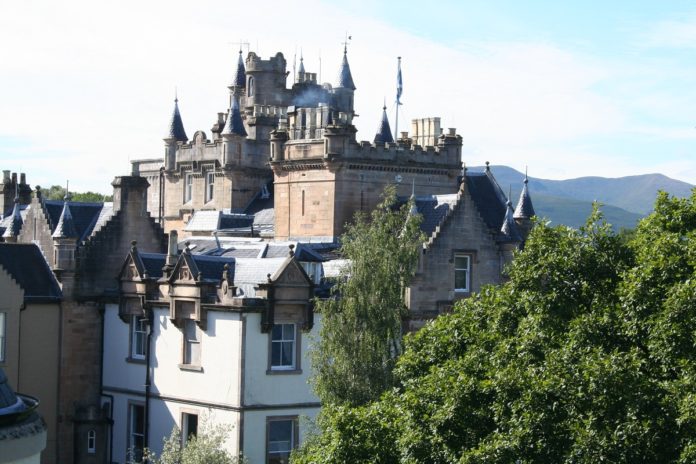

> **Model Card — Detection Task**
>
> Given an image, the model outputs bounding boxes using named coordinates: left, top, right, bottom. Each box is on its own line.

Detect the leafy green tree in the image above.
left=41, top=185, right=112, bottom=202
left=295, top=191, right=696, bottom=463
left=310, top=185, right=424, bottom=407
left=134, top=420, right=246, bottom=464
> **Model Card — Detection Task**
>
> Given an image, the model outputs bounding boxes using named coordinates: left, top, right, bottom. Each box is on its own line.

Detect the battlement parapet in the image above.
left=246, top=52, right=286, bottom=73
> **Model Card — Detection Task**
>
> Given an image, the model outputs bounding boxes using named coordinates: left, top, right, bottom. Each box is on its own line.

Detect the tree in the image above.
left=310, top=185, right=424, bottom=407
left=295, top=191, right=696, bottom=463
left=41, top=185, right=113, bottom=202
left=134, top=420, right=246, bottom=464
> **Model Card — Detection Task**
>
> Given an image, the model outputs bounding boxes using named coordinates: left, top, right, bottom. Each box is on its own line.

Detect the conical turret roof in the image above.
left=52, top=195, right=78, bottom=239
left=222, top=96, right=247, bottom=137
left=500, top=199, right=523, bottom=242
left=298, top=55, right=306, bottom=75
left=230, top=50, right=246, bottom=88
left=337, top=48, right=356, bottom=90
left=514, top=174, right=535, bottom=219
left=374, top=105, right=394, bottom=144
left=166, top=97, right=188, bottom=142
left=2, top=193, right=23, bottom=239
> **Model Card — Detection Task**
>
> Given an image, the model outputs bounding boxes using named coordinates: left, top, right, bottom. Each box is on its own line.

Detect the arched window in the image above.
left=87, top=429, right=96, bottom=454
left=248, top=76, right=255, bottom=97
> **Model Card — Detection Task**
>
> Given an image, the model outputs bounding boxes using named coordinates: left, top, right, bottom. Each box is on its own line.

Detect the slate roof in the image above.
left=52, top=201, right=78, bottom=239
left=167, top=98, right=188, bottom=142
left=222, top=96, right=247, bottom=137
left=44, top=200, right=108, bottom=242
left=411, top=194, right=460, bottom=236
left=465, top=171, right=508, bottom=232
left=185, top=211, right=254, bottom=232
left=514, top=176, right=535, bottom=219
left=2, top=199, right=23, bottom=238
left=189, top=254, right=236, bottom=283
left=374, top=106, right=394, bottom=144
left=0, top=368, right=23, bottom=413
left=139, top=253, right=166, bottom=279
left=234, top=257, right=287, bottom=297
left=230, top=50, right=246, bottom=88
left=500, top=201, right=523, bottom=242
left=244, top=183, right=274, bottom=227
left=0, top=243, right=62, bottom=302
left=337, top=49, right=356, bottom=90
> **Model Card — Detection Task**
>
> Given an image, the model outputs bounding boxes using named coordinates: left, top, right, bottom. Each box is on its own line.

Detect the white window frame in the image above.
left=128, top=403, right=145, bottom=462
left=266, top=417, right=298, bottom=464
left=0, top=312, right=5, bottom=363
left=205, top=172, right=215, bottom=203
left=87, top=429, right=96, bottom=454
left=454, top=254, right=471, bottom=293
left=183, top=319, right=201, bottom=367
left=130, top=315, right=147, bottom=360
left=184, top=173, right=193, bottom=203
left=270, top=323, right=296, bottom=371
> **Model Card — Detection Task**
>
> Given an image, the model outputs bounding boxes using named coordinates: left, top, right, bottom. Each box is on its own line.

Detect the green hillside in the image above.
left=485, top=165, right=694, bottom=215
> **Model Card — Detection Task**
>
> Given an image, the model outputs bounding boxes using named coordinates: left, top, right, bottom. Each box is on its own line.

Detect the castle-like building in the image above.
left=0, top=44, right=534, bottom=464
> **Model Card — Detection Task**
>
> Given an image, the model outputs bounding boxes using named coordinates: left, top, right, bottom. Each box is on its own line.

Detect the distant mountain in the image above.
left=472, top=165, right=694, bottom=230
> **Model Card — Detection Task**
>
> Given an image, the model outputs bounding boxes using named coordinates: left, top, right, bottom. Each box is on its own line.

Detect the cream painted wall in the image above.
left=102, top=304, right=146, bottom=393
left=150, top=308, right=242, bottom=406
left=0, top=266, right=24, bottom=387
left=242, top=313, right=320, bottom=407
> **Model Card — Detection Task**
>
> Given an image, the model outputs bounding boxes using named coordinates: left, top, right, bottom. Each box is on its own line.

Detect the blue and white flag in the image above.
left=396, top=57, right=403, bottom=105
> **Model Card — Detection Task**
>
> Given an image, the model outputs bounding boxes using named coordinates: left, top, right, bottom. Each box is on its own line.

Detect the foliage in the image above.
left=41, top=185, right=112, bottom=202
left=295, top=191, right=696, bottom=463
left=135, top=420, right=246, bottom=464
left=310, top=185, right=424, bottom=407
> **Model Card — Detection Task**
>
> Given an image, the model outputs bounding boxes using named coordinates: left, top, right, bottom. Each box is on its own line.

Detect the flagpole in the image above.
left=395, top=56, right=402, bottom=141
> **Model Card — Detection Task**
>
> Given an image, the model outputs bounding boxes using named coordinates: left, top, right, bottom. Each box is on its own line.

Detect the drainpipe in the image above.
left=143, top=304, right=154, bottom=460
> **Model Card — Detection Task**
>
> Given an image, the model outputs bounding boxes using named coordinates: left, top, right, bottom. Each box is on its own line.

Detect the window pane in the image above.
left=132, top=405, right=144, bottom=434
left=271, top=342, right=281, bottom=366
left=281, top=342, right=293, bottom=367
left=455, top=270, right=468, bottom=289
left=282, top=324, right=294, bottom=340
left=269, top=419, right=293, bottom=446
left=271, top=324, right=283, bottom=340
left=454, top=256, right=469, bottom=269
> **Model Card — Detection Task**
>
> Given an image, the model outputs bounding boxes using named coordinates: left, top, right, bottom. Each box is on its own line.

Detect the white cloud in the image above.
left=0, top=0, right=693, bottom=192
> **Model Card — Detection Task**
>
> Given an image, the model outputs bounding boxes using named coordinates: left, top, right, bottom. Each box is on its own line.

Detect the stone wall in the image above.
left=407, top=184, right=504, bottom=329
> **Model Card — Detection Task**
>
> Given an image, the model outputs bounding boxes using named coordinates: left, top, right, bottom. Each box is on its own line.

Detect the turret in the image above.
left=52, top=192, right=79, bottom=277
left=333, top=46, right=356, bottom=117
left=374, top=104, right=394, bottom=145
left=228, top=50, right=247, bottom=100
left=296, top=54, right=306, bottom=83
left=270, top=128, right=289, bottom=161
left=164, top=96, right=188, bottom=172
left=2, top=187, right=23, bottom=243
left=513, top=171, right=535, bottom=240
left=221, top=96, right=247, bottom=166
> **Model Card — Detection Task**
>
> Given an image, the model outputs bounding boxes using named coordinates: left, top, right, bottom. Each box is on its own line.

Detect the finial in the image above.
left=288, top=243, right=295, bottom=257
left=13, top=183, right=19, bottom=203
left=383, top=96, right=386, bottom=111
left=184, top=241, right=191, bottom=253
left=267, top=273, right=272, bottom=283
left=197, top=272, right=203, bottom=282
left=131, top=240, right=137, bottom=250
left=64, top=180, right=71, bottom=202
left=485, top=161, right=490, bottom=171
left=174, top=86, right=178, bottom=103
left=524, top=165, right=529, bottom=184
left=463, top=162, right=467, bottom=174
left=342, top=33, right=352, bottom=54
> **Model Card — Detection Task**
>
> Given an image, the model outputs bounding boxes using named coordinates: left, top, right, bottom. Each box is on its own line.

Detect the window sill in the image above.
left=266, top=368, right=303, bottom=375
left=125, top=356, right=147, bottom=365
left=178, top=364, right=203, bottom=372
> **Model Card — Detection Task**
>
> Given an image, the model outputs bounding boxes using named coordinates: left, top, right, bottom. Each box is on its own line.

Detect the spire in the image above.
left=52, top=191, right=78, bottom=239
left=514, top=170, right=535, bottom=219
left=166, top=95, right=188, bottom=142
left=230, top=50, right=246, bottom=89
left=2, top=187, right=23, bottom=239
left=374, top=104, right=394, bottom=144
left=222, top=96, right=248, bottom=137
left=337, top=46, right=356, bottom=90
left=500, top=198, right=522, bottom=242
left=298, top=53, right=306, bottom=75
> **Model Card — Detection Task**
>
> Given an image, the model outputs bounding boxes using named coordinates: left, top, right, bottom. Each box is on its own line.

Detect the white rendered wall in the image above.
left=150, top=308, right=243, bottom=407
left=108, top=392, right=140, bottom=464
left=242, top=313, right=320, bottom=406
left=102, top=303, right=146, bottom=393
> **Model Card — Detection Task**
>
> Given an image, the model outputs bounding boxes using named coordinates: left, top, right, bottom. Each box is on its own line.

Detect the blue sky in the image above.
left=0, top=1, right=694, bottom=192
